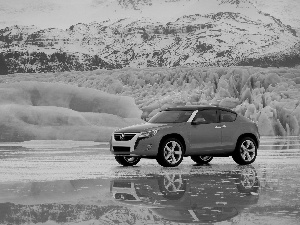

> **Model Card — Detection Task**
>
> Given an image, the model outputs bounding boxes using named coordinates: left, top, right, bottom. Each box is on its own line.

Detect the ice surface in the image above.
left=1, top=66, right=300, bottom=137
left=0, top=82, right=143, bottom=141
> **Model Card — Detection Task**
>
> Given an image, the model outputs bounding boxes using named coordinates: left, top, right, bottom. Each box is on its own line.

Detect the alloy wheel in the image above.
left=240, top=140, right=256, bottom=162
left=163, top=174, right=184, bottom=192
left=163, top=141, right=182, bottom=165
left=200, top=156, right=213, bottom=161
left=240, top=168, right=257, bottom=189
left=125, top=157, right=138, bottom=162
left=115, top=156, right=141, bottom=166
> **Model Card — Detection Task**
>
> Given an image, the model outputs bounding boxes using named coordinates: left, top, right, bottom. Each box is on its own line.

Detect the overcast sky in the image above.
left=0, top=0, right=99, bottom=29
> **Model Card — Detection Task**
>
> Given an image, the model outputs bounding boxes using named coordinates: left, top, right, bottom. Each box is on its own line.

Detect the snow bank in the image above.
left=0, top=82, right=143, bottom=142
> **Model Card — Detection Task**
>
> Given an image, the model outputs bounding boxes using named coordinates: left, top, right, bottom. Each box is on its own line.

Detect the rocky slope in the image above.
left=0, top=0, right=299, bottom=73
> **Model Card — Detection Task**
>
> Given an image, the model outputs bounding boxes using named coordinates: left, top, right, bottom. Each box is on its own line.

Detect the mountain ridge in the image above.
left=0, top=0, right=299, bottom=29
left=0, top=0, right=299, bottom=73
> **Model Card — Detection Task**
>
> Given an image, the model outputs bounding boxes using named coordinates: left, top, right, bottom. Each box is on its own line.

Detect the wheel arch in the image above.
left=158, top=133, right=187, bottom=155
left=235, top=133, right=259, bottom=149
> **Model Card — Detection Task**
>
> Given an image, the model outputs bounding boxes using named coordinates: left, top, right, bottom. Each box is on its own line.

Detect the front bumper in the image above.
left=110, top=133, right=160, bottom=157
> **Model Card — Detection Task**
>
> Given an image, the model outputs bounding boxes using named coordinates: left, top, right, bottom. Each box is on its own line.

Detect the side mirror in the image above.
left=191, top=118, right=207, bottom=125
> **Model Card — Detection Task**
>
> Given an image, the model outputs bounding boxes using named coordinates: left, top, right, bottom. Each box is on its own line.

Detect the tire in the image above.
left=115, top=156, right=141, bottom=166
left=157, top=174, right=186, bottom=200
left=235, top=166, right=260, bottom=194
left=191, top=156, right=213, bottom=164
left=232, top=137, right=257, bottom=165
left=156, top=138, right=184, bottom=167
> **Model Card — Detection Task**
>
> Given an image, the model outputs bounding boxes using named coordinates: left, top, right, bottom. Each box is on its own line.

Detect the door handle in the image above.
left=215, top=126, right=222, bottom=129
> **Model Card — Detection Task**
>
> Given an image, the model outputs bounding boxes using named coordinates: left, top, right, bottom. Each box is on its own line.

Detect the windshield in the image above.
left=148, top=110, right=193, bottom=123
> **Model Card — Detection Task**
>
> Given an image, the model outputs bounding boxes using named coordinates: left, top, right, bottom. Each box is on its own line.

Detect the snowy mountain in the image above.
left=0, top=0, right=299, bottom=73
left=253, top=0, right=300, bottom=29
left=0, top=0, right=299, bottom=29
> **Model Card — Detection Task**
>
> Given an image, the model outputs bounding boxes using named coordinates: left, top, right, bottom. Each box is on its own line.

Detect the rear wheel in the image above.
left=156, top=138, right=184, bottom=167
left=115, top=156, right=141, bottom=166
left=191, top=156, right=213, bottom=164
left=232, top=137, right=257, bottom=165
left=236, top=166, right=260, bottom=194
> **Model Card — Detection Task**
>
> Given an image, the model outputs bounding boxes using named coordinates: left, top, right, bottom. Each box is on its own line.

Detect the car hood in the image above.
left=115, top=123, right=170, bottom=133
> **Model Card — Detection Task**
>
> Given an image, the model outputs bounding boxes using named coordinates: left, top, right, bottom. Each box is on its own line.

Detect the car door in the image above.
left=220, top=110, right=238, bottom=151
left=188, top=109, right=222, bottom=154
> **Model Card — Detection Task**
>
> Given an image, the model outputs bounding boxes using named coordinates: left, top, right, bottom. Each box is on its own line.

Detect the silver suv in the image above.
left=110, top=106, right=260, bottom=167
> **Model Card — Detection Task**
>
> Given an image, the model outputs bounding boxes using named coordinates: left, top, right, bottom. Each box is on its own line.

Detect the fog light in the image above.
left=146, top=144, right=152, bottom=151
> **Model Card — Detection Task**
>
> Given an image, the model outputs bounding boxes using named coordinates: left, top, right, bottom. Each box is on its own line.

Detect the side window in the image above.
left=220, top=110, right=237, bottom=122
left=194, top=110, right=218, bottom=124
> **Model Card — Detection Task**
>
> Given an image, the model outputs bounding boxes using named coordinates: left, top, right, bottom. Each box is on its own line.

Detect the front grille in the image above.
left=113, top=146, right=130, bottom=152
left=114, top=133, right=136, bottom=141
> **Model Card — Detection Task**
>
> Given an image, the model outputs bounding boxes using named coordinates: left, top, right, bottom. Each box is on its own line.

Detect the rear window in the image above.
left=220, top=110, right=237, bottom=122
left=148, top=110, right=193, bottom=123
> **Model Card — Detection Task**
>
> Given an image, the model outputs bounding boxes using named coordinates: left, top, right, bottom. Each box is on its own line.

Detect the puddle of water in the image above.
left=0, top=165, right=299, bottom=225
left=0, top=137, right=299, bottom=224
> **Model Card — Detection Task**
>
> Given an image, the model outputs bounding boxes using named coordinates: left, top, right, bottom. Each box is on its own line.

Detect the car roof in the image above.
left=164, top=105, right=236, bottom=113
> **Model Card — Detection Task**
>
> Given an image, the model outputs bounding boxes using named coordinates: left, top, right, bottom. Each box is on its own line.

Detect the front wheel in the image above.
left=158, top=174, right=186, bottom=200
left=115, top=156, right=141, bottom=166
left=156, top=138, right=184, bottom=167
left=232, top=137, right=257, bottom=165
left=191, top=156, right=213, bottom=164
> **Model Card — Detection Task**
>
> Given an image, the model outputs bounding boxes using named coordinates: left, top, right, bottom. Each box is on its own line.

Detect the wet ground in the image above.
left=0, top=137, right=300, bottom=225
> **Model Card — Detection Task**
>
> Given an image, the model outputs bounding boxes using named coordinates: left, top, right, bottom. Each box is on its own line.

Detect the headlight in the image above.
left=139, top=129, right=158, bottom=138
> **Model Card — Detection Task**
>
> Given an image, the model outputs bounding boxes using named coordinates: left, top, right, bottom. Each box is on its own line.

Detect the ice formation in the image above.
left=0, top=82, right=143, bottom=141
left=1, top=66, right=300, bottom=138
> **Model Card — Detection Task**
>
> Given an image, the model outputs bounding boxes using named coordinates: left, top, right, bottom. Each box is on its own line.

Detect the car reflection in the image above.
left=111, top=166, right=260, bottom=223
